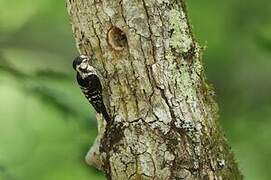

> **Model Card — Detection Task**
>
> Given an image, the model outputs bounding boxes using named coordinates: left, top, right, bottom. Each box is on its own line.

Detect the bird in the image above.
left=73, top=55, right=111, bottom=122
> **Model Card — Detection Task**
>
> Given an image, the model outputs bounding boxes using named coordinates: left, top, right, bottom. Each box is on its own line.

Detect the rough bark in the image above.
left=66, top=0, right=242, bottom=179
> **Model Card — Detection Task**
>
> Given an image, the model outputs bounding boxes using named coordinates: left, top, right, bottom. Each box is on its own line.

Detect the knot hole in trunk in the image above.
left=107, top=26, right=127, bottom=51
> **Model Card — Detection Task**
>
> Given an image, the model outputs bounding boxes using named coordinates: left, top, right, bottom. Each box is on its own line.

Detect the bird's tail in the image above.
left=101, top=105, right=111, bottom=123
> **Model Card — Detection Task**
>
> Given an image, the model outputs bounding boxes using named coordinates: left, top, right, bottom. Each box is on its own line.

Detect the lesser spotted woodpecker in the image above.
left=73, top=55, right=110, bottom=122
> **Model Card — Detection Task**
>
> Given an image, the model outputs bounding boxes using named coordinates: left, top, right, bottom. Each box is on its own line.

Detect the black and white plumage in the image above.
left=73, top=55, right=110, bottom=122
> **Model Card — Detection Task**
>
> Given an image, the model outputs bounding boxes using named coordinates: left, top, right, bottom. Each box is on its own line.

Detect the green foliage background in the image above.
left=0, top=0, right=270, bottom=179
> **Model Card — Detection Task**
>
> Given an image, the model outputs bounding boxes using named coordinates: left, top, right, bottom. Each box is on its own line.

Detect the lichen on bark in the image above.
left=66, top=0, right=243, bottom=179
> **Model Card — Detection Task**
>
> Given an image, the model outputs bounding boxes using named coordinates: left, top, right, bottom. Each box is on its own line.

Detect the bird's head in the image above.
left=73, top=55, right=96, bottom=79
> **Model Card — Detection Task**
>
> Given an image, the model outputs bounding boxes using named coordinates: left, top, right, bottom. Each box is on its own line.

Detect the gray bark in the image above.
left=66, top=0, right=242, bottom=179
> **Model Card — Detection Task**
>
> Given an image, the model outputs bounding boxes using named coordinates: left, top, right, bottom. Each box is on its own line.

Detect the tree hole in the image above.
left=107, top=26, right=127, bottom=51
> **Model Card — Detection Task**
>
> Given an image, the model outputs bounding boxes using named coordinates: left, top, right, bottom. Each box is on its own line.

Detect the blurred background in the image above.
left=0, top=0, right=270, bottom=179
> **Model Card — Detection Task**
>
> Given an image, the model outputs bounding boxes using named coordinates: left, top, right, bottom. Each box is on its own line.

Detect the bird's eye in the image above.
left=79, top=66, right=88, bottom=73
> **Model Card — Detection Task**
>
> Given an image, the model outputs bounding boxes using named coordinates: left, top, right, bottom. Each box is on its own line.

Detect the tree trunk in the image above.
left=66, top=0, right=242, bottom=179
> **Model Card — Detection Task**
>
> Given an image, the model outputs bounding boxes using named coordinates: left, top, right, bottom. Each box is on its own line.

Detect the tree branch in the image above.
left=66, top=0, right=242, bottom=179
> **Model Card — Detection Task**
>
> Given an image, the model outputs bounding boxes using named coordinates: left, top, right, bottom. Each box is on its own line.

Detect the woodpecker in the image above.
left=73, top=55, right=110, bottom=122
